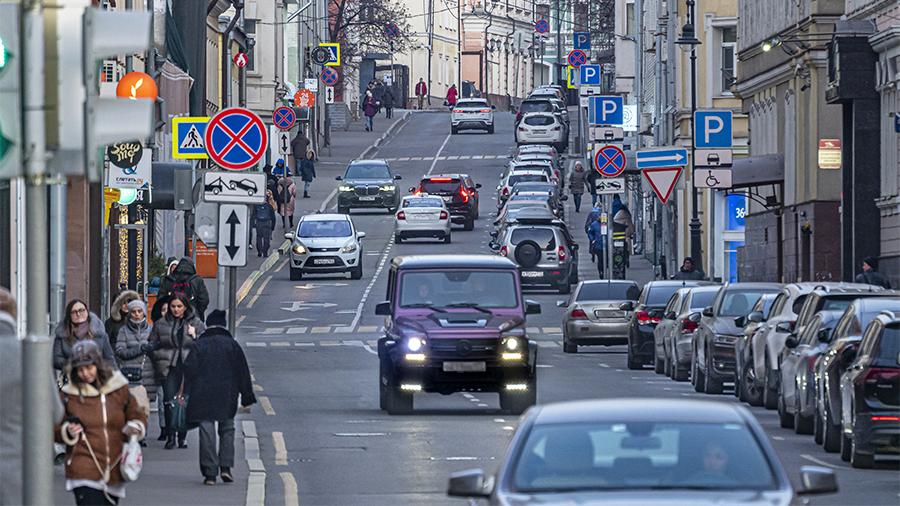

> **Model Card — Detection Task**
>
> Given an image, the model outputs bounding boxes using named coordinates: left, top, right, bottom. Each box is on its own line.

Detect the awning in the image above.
left=731, top=154, right=784, bottom=188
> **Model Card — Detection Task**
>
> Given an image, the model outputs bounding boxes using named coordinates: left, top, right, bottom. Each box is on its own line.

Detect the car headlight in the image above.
left=339, top=185, right=353, bottom=192
left=714, top=334, right=737, bottom=345
left=502, top=336, right=521, bottom=351
left=380, top=184, right=395, bottom=192
left=406, top=337, right=425, bottom=352
left=341, top=242, right=358, bottom=254
left=292, top=244, right=307, bottom=255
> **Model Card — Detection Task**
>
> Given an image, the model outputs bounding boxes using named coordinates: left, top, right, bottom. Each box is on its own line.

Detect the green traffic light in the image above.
left=0, top=37, right=6, bottom=70
left=0, top=125, right=10, bottom=161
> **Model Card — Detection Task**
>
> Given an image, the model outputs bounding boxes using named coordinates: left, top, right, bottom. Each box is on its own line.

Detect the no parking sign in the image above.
left=205, top=108, right=268, bottom=171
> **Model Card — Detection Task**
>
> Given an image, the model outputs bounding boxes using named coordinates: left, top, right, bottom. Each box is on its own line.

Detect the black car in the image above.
left=622, top=280, right=714, bottom=370
left=412, top=174, right=480, bottom=230
left=335, top=159, right=402, bottom=214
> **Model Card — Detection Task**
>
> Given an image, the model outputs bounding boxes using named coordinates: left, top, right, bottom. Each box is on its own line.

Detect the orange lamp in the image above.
left=116, top=71, right=158, bottom=101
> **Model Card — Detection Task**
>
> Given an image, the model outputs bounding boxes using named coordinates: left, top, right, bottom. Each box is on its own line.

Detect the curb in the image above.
left=360, top=110, right=412, bottom=159
left=242, top=420, right=266, bottom=506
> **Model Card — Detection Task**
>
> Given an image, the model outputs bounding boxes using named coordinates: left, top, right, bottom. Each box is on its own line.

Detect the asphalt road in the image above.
left=234, top=111, right=899, bottom=506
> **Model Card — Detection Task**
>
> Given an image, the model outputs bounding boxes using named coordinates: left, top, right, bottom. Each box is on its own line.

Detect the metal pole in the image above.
left=22, top=0, right=53, bottom=502
left=554, top=0, right=561, bottom=84
left=49, top=178, right=67, bottom=332
left=228, top=266, right=237, bottom=333
left=687, top=7, right=702, bottom=272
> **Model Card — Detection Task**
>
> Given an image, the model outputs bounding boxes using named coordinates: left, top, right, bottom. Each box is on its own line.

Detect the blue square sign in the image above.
left=579, top=64, right=601, bottom=86
left=573, top=32, right=590, bottom=50
left=589, top=96, right=624, bottom=126
left=694, top=110, right=733, bottom=148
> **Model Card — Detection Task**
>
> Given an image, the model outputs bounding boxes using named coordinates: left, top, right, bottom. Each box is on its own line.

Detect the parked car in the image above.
left=515, top=113, right=567, bottom=151
left=285, top=214, right=365, bottom=280
left=446, top=399, right=838, bottom=505
left=493, top=222, right=578, bottom=294
left=496, top=169, right=550, bottom=206
left=839, top=311, right=900, bottom=468
left=411, top=174, right=480, bottom=230
left=692, top=283, right=781, bottom=394
left=507, top=160, right=559, bottom=191
left=450, top=98, right=495, bottom=134
left=655, top=285, right=722, bottom=381
left=734, top=294, right=778, bottom=401
left=393, top=195, right=451, bottom=244
left=509, top=181, right=566, bottom=215
left=492, top=200, right=555, bottom=230
left=335, top=159, right=402, bottom=214
left=560, top=280, right=640, bottom=353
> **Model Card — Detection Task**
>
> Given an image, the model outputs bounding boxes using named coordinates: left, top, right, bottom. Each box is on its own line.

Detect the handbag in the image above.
left=122, top=367, right=142, bottom=383
left=120, top=435, right=143, bottom=481
left=167, top=379, right=189, bottom=432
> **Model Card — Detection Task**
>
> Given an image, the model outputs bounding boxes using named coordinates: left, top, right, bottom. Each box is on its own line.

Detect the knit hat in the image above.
left=127, top=299, right=146, bottom=313
left=70, top=340, right=103, bottom=369
left=206, top=309, right=227, bottom=328
left=864, top=256, right=878, bottom=270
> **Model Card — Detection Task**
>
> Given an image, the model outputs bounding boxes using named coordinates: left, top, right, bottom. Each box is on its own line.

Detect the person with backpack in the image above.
left=158, top=257, right=210, bottom=322
left=252, top=201, right=276, bottom=257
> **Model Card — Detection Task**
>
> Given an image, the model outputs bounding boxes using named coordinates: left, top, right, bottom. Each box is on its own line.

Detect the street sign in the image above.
left=385, top=22, right=400, bottom=38
left=272, top=106, right=297, bottom=131
left=324, top=86, right=335, bottom=104
left=535, top=19, right=549, bottom=34
left=320, top=67, right=339, bottom=87
left=623, top=104, right=637, bottom=132
left=171, top=116, right=209, bottom=159
left=203, top=171, right=266, bottom=204
left=107, top=148, right=151, bottom=189
left=695, top=149, right=733, bottom=167
left=294, top=88, right=315, bottom=108
left=106, top=141, right=143, bottom=169
left=635, top=147, right=689, bottom=169
left=573, top=32, right=590, bottom=50
left=643, top=167, right=683, bottom=204
left=694, top=110, right=733, bottom=148
left=567, top=49, right=587, bottom=68
left=205, top=107, right=268, bottom=171
left=589, top=126, right=624, bottom=142
left=218, top=204, right=249, bottom=267
left=566, top=66, right=576, bottom=89
left=319, top=42, right=340, bottom=66
left=233, top=52, right=248, bottom=68
left=277, top=131, right=291, bottom=155
left=817, top=139, right=841, bottom=169
left=589, top=96, right=624, bottom=125
left=311, top=46, right=332, bottom=65
left=304, top=78, right=319, bottom=93
left=579, top=85, right=602, bottom=96
left=579, top=64, right=601, bottom=86
left=593, top=145, right=627, bottom=177
left=693, top=168, right=733, bottom=189
left=595, top=177, right=625, bottom=194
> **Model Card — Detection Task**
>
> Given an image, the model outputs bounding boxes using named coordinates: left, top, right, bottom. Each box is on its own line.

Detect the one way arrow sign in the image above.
left=218, top=204, right=248, bottom=267
left=635, top=147, right=689, bottom=169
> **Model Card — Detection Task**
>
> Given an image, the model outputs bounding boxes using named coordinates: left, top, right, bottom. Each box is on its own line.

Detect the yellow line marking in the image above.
left=237, top=315, right=247, bottom=328
left=279, top=472, right=299, bottom=506
left=273, top=432, right=288, bottom=466
left=259, top=396, right=276, bottom=416
left=247, top=274, right=274, bottom=309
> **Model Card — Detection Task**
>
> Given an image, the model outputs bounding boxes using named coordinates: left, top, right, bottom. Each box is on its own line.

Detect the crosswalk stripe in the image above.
left=527, top=327, right=540, bottom=334
left=358, top=325, right=379, bottom=333
left=271, top=342, right=291, bottom=347
left=261, top=327, right=283, bottom=335
left=536, top=341, right=556, bottom=348
left=246, top=342, right=267, bottom=347
left=286, top=326, right=308, bottom=334
left=294, top=342, right=315, bottom=347
left=542, top=327, right=562, bottom=334
left=320, top=341, right=341, bottom=346
left=335, top=326, right=354, bottom=333
left=311, top=326, right=330, bottom=333
left=343, top=340, right=364, bottom=346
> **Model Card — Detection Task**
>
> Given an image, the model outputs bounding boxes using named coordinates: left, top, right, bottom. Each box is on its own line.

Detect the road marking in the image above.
left=430, top=456, right=479, bottom=461
left=348, top=236, right=394, bottom=331
left=359, top=325, right=379, bottom=333
left=237, top=315, right=247, bottom=328
left=537, top=341, right=555, bottom=348
left=279, top=472, right=299, bottom=506
left=478, top=403, right=489, bottom=407
left=362, top=342, right=378, bottom=355
left=311, top=326, right=331, bottom=333
left=801, top=454, right=850, bottom=470
left=493, top=418, right=506, bottom=423
left=271, top=341, right=290, bottom=347
left=294, top=342, right=315, bottom=347
left=246, top=471, right=266, bottom=506
left=527, top=327, right=540, bottom=334
left=273, top=432, right=288, bottom=465
left=320, top=340, right=340, bottom=346
left=427, top=133, right=453, bottom=175
left=542, top=327, right=562, bottom=333
left=598, top=363, right=610, bottom=368
left=246, top=342, right=268, bottom=347
left=261, top=328, right=283, bottom=335
left=334, top=326, right=354, bottom=332
left=259, top=396, right=276, bottom=416
left=246, top=272, right=273, bottom=309
left=343, top=339, right=364, bottom=346
left=536, top=364, right=554, bottom=368
left=771, top=436, right=785, bottom=441
left=502, top=426, right=515, bottom=431
left=333, top=432, right=388, bottom=437
left=237, top=241, right=290, bottom=304
left=462, top=393, right=474, bottom=399
left=286, top=326, right=308, bottom=334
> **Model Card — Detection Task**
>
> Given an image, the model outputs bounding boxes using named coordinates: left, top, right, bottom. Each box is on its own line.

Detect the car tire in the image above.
left=673, top=361, right=689, bottom=382
left=654, top=355, right=665, bottom=374
left=443, top=232, right=451, bottom=244
left=850, top=435, right=874, bottom=469
left=378, top=355, right=391, bottom=411
left=563, top=339, right=577, bottom=353
left=387, top=387, right=413, bottom=415
left=557, top=282, right=570, bottom=295
left=499, top=376, right=537, bottom=415
left=463, top=216, right=475, bottom=231
left=840, top=433, right=852, bottom=462
left=692, top=355, right=706, bottom=393
left=814, top=403, right=825, bottom=444
left=794, top=395, right=814, bottom=435
left=703, top=352, right=724, bottom=394
left=395, top=234, right=403, bottom=244
left=289, top=267, right=303, bottom=281
left=338, top=205, right=350, bottom=214
left=763, top=356, right=778, bottom=410
left=777, top=389, right=793, bottom=428
left=822, top=397, right=842, bottom=453
left=626, top=345, right=643, bottom=370
left=742, top=361, right=763, bottom=406
left=350, top=263, right=363, bottom=280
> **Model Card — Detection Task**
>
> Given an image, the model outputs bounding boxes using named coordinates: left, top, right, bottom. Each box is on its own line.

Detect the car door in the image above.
left=655, top=293, right=682, bottom=359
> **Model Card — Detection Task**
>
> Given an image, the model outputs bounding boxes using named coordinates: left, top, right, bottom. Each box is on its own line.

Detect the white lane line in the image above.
left=333, top=432, right=388, bottom=437
left=246, top=471, right=266, bottom=506
left=279, top=472, right=299, bottom=506
left=259, top=396, right=276, bottom=416
left=271, top=341, right=291, bottom=347
left=536, top=364, right=554, bottom=368
left=427, top=134, right=453, bottom=175
left=771, top=436, right=785, bottom=441
left=477, top=403, right=489, bottom=407
left=598, top=363, right=610, bottom=368
left=273, top=432, right=288, bottom=465
left=430, top=456, right=479, bottom=461
left=294, top=342, right=315, bottom=347
left=349, top=236, right=393, bottom=331
left=800, top=454, right=850, bottom=470
left=502, top=426, right=515, bottom=431
left=362, top=343, right=378, bottom=355
left=246, top=342, right=268, bottom=347
left=493, top=418, right=506, bottom=423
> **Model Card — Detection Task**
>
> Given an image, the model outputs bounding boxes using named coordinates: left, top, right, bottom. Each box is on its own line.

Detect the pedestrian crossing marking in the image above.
left=311, top=326, right=331, bottom=333
left=334, top=326, right=354, bottom=333
left=247, top=324, right=564, bottom=337
left=271, top=341, right=291, bottom=347
left=527, top=327, right=540, bottom=334
left=382, top=154, right=506, bottom=162
left=262, top=327, right=283, bottom=335
left=542, top=327, right=563, bottom=334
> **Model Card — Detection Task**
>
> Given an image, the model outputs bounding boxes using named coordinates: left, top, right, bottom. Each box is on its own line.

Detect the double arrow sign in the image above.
left=218, top=204, right=249, bottom=267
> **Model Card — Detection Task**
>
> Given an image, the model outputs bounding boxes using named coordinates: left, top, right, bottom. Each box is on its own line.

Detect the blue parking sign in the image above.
left=573, top=32, right=590, bottom=50
left=579, top=64, right=601, bottom=85
left=694, top=110, right=733, bottom=148
left=589, top=96, right=624, bottom=126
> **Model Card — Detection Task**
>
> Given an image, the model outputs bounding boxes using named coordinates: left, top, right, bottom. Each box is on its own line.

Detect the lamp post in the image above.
left=675, top=0, right=702, bottom=271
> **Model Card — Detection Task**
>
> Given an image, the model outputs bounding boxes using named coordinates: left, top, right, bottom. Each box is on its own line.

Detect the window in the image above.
left=717, top=290, right=777, bottom=317
left=398, top=270, right=519, bottom=308
left=244, top=20, right=257, bottom=72
left=577, top=282, right=640, bottom=302
left=720, top=26, right=737, bottom=94
left=297, top=220, right=352, bottom=238
left=625, top=0, right=635, bottom=37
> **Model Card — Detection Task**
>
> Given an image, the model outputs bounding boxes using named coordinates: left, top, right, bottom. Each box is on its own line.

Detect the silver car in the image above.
left=560, top=280, right=640, bottom=353
left=654, top=286, right=722, bottom=381
left=393, top=195, right=451, bottom=244
left=285, top=214, right=365, bottom=280
left=450, top=98, right=495, bottom=134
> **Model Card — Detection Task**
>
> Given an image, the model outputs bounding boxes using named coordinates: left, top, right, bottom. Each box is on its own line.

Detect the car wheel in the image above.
left=463, top=216, right=475, bottom=231
left=840, top=432, right=852, bottom=462
left=451, top=126, right=458, bottom=135
left=778, top=389, right=793, bottom=428
left=338, top=206, right=350, bottom=214
left=626, top=345, right=642, bottom=370
left=386, top=386, right=413, bottom=415
left=378, top=355, right=392, bottom=411
left=673, top=360, right=689, bottom=382
left=563, top=339, right=577, bottom=354
left=499, top=376, right=537, bottom=415
left=394, top=234, right=403, bottom=244
left=763, top=356, right=778, bottom=410
left=692, top=354, right=706, bottom=393
left=822, top=396, right=842, bottom=453
left=443, top=232, right=451, bottom=244
left=654, top=355, right=665, bottom=374
left=794, top=395, right=814, bottom=435
left=487, top=124, right=494, bottom=134
left=850, top=435, right=874, bottom=469
left=289, top=266, right=303, bottom=281
left=814, top=403, right=825, bottom=444
left=350, top=263, right=363, bottom=280
left=742, top=361, right=763, bottom=406
left=703, top=352, right=723, bottom=394
left=557, top=282, right=570, bottom=295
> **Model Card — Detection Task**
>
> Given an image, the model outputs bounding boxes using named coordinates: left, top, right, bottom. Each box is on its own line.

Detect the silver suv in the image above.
left=492, top=223, right=578, bottom=294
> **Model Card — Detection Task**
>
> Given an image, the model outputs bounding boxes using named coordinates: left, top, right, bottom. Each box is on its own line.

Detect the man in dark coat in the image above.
left=855, top=256, right=892, bottom=289
left=158, top=257, right=210, bottom=320
left=671, top=257, right=706, bottom=280
left=183, top=310, right=255, bottom=485
left=382, top=87, right=395, bottom=119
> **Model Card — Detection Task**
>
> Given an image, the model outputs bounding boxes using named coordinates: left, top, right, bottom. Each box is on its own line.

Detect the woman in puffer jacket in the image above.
left=53, top=299, right=116, bottom=374
left=114, top=300, right=153, bottom=429
left=105, top=290, right=140, bottom=350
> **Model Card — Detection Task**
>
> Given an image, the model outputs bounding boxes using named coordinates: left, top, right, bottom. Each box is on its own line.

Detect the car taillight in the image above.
left=557, top=246, right=566, bottom=262
left=499, top=246, right=508, bottom=256
left=452, top=109, right=463, bottom=113
left=636, top=311, right=661, bottom=324
left=864, top=368, right=900, bottom=384
left=502, top=187, right=510, bottom=196
left=439, top=210, right=448, bottom=220
left=681, top=318, right=698, bottom=333
left=518, top=126, right=526, bottom=132
left=459, top=187, right=469, bottom=203
left=570, top=308, right=588, bottom=319
left=515, top=112, right=522, bottom=122
left=872, top=416, right=900, bottom=421
left=479, top=108, right=491, bottom=113
left=396, top=211, right=406, bottom=220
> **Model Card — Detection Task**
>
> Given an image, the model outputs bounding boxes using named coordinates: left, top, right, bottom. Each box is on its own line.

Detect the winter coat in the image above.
left=856, top=271, right=892, bottom=289
left=53, top=314, right=116, bottom=371
left=613, top=208, right=635, bottom=238
left=277, top=177, right=297, bottom=217
left=148, top=311, right=206, bottom=380
left=363, top=95, right=378, bottom=117
left=253, top=203, right=276, bottom=233
left=415, top=81, right=428, bottom=97
left=299, top=159, right=316, bottom=183
left=569, top=168, right=587, bottom=195
left=55, top=371, right=147, bottom=488
left=291, top=135, right=309, bottom=162
left=446, top=86, right=458, bottom=106
left=382, top=89, right=395, bottom=108
left=584, top=207, right=602, bottom=234
left=587, top=221, right=605, bottom=254
left=105, top=290, right=139, bottom=349
left=672, top=267, right=706, bottom=281
left=115, top=319, right=151, bottom=383
left=158, top=257, right=210, bottom=318
left=183, top=326, right=256, bottom=424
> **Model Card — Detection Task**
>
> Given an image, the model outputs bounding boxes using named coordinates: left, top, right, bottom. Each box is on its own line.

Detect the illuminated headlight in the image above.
left=341, top=242, right=358, bottom=254
left=502, top=336, right=521, bottom=351
left=501, top=352, right=523, bottom=361
left=292, top=244, right=307, bottom=255
left=404, top=353, right=426, bottom=362
left=406, top=337, right=425, bottom=352
left=339, top=185, right=353, bottom=192
left=505, top=383, right=528, bottom=391
left=714, top=334, right=737, bottom=345
left=380, top=184, right=396, bottom=192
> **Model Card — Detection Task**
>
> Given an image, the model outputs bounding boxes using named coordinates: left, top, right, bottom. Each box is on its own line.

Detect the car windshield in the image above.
left=457, top=100, right=487, bottom=108
left=689, top=290, right=719, bottom=311
left=577, top=283, right=640, bottom=301
left=524, top=115, right=556, bottom=126
left=646, top=286, right=683, bottom=307
left=345, top=164, right=391, bottom=179
left=421, top=180, right=460, bottom=193
left=398, top=271, right=518, bottom=308
left=511, top=193, right=549, bottom=201
left=508, top=174, right=548, bottom=186
left=512, top=421, right=777, bottom=493
left=820, top=296, right=861, bottom=312
left=510, top=228, right=556, bottom=250
left=718, top=290, right=778, bottom=317
left=403, top=198, right=443, bottom=208
left=297, top=220, right=352, bottom=238
left=520, top=101, right=554, bottom=113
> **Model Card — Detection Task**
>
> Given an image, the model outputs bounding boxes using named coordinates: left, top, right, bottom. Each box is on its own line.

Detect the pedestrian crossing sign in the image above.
left=567, top=66, right=577, bottom=89
left=172, top=116, right=210, bottom=159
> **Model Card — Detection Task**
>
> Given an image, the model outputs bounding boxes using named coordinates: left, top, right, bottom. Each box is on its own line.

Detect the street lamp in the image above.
left=675, top=0, right=703, bottom=272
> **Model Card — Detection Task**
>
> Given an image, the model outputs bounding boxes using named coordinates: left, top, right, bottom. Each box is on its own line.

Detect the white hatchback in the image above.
left=450, top=98, right=495, bottom=134
left=286, top=214, right=365, bottom=280
left=515, top=112, right=566, bottom=149
left=394, top=195, right=452, bottom=243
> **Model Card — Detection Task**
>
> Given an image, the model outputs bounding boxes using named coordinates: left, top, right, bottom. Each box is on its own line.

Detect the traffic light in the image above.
left=0, top=3, right=22, bottom=179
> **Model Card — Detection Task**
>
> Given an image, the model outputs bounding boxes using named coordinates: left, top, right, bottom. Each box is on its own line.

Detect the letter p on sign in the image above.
left=694, top=110, right=733, bottom=148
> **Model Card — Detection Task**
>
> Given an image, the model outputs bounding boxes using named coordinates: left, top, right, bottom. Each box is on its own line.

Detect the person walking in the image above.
left=612, top=195, right=635, bottom=268
left=158, top=257, right=210, bottom=322
left=290, top=132, right=309, bottom=177
left=671, top=257, right=706, bottom=280
left=584, top=202, right=602, bottom=235
left=363, top=88, right=378, bottom=132
left=114, top=300, right=153, bottom=431
left=415, top=77, right=427, bottom=109
left=568, top=161, right=587, bottom=213
left=445, top=84, right=458, bottom=108
left=299, top=150, right=317, bottom=198
left=587, top=213, right=606, bottom=278
left=54, top=299, right=116, bottom=374
left=855, top=256, right=892, bottom=289
left=183, top=310, right=256, bottom=486
left=56, top=340, right=147, bottom=506
left=382, top=86, right=395, bottom=119
left=148, top=296, right=171, bottom=441
left=587, top=172, right=598, bottom=206
left=252, top=202, right=276, bottom=257
left=148, top=294, right=205, bottom=450
left=277, top=172, right=297, bottom=229
left=105, top=290, right=140, bottom=350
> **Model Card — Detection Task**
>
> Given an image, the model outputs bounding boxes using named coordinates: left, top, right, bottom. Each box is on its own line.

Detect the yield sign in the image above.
left=643, top=167, right=683, bottom=204
left=593, top=145, right=626, bottom=177
left=567, top=49, right=587, bottom=68
left=205, top=108, right=268, bottom=171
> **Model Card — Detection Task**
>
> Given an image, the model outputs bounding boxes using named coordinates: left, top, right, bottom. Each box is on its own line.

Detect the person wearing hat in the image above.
left=671, top=257, right=705, bottom=280
left=183, top=310, right=256, bottom=485
left=856, top=256, right=892, bottom=289
left=56, top=340, right=147, bottom=505
left=115, top=300, right=154, bottom=424
left=105, top=290, right=140, bottom=350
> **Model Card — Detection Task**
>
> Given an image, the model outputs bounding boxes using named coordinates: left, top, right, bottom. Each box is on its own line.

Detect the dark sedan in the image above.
left=447, top=399, right=837, bottom=505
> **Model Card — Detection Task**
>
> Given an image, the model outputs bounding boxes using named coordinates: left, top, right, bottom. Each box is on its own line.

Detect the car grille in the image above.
left=308, top=247, right=339, bottom=252
left=354, top=185, right=379, bottom=196
left=429, top=339, right=498, bottom=360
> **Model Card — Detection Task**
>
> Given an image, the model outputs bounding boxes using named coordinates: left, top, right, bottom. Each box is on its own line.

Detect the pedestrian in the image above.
left=415, top=77, right=428, bottom=109
left=382, top=86, right=395, bottom=119
left=54, top=299, right=116, bottom=374
left=148, top=294, right=205, bottom=450
left=149, top=295, right=171, bottom=441
left=252, top=202, right=276, bottom=257
left=56, top=340, right=147, bottom=506
left=584, top=201, right=602, bottom=234
left=363, top=88, right=378, bottom=132
left=299, top=150, right=317, bottom=198
left=671, top=257, right=706, bottom=280
left=587, top=172, right=598, bottom=206
left=277, top=172, right=297, bottom=229
left=183, top=310, right=256, bottom=486
left=158, top=257, right=210, bottom=322
left=105, top=290, right=140, bottom=350
left=290, top=131, right=309, bottom=176
left=114, top=300, right=153, bottom=431
left=372, top=79, right=385, bottom=113
left=445, top=84, right=458, bottom=108
left=612, top=195, right=635, bottom=268
left=855, top=256, right=892, bottom=289
left=587, top=213, right=606, bottom=278
left=271, top=158, right=289, bottom=179
left=568, top=161, right=587, bottom=213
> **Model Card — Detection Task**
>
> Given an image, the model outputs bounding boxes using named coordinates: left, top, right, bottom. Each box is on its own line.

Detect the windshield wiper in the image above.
left=441, top=303, right=493, bottom=314
left=402, top=303, right=446, bottom=312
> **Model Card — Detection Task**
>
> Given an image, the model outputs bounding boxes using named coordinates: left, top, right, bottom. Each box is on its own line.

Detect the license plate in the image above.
left=521, top=271, right=543, bottom=278
left=443, top=361, right=486, bottom=373
left=408, top=214, right=431, bottom=221
left=358, top=196, right=376, bottom=201
left=595, top=310, right=622, bottom=318
left=312, top=258, right=335, bottom=265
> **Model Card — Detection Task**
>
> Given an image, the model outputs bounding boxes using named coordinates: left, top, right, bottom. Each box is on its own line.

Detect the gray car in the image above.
left=654, top=285, right=721, bottom=381
left=335, top=159, right=402, bottom=214
left=560, top=280, right=640, bottom=353
left=447, top=399, right=838, bottom=505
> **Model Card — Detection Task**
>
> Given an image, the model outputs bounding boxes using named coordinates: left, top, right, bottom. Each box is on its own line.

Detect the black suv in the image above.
left=335, top=159, right=402, bottom=214
left=375, top=255, right=540, bottom=415
left=412, top=174, right=480, bottom=230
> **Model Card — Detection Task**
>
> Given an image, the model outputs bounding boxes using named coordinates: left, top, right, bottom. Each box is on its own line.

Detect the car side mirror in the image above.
left=776, top=321, right=796, bottom=334
left=375, top=301, right=391, bottom=316
left=840, top=346, right=858, bottom=367
left=702, top=306, right=714, bottom=318
left=394, top=174, right=402, bottom=180
left=408, top=187, right=416, bottom=192
left=525, top=300, right=541, bottom=315
left=688, top=312, right=702, bottom=323
left=335, top=175, right=343, bottom=181
left=797, top=466, right=838, bottom=495
left=357, top=232, right=366, bottom=239
left=447, top=469, right=493, bottom=498
left=785, top=336, right=800, bottom=349
left=817, top=328, right=831, bottom=343
left=734, top=316, right=747, bottom=328
left=747, top=311, right=764, bottom=323
left=556, top=300, right=567, bottom=308
left=619, top=301, right=634, bottom=311
left=475, top=183, right=482, bottom=189
left=284, top=232, right=295, bottom=240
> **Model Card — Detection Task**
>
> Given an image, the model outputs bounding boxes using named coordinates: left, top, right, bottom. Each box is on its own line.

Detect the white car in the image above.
left=496, top=169, right=550, bottom=206
left=451, top=98, right=495, bottom=134
left=394, top=195, right=452, bottom=243
left=286, top=214, right=365, bottom=280
left=515, top=112, right=566, bottom=150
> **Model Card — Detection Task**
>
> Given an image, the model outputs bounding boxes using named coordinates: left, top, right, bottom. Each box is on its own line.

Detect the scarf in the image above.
left=73, top=320, right=91, bottom=339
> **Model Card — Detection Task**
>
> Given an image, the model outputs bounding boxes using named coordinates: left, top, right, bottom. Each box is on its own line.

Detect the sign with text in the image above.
left=817, top=139, right=841, bottom=169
